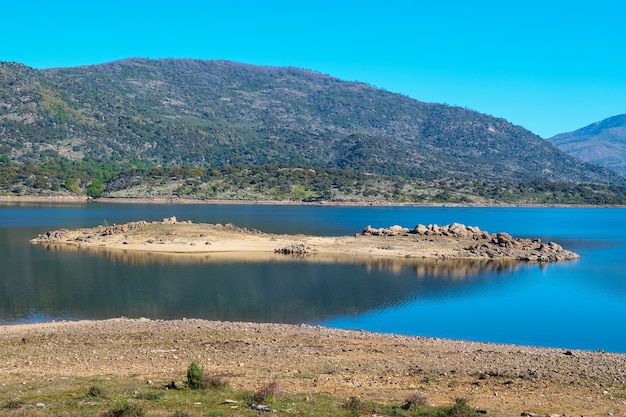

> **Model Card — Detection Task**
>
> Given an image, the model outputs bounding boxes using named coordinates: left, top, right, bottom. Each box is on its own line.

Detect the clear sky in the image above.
left=2, top=0, right=624, bottom=138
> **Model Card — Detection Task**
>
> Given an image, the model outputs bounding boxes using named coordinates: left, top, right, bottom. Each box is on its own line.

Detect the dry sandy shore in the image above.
left=1, top=318, right=625, bottom=416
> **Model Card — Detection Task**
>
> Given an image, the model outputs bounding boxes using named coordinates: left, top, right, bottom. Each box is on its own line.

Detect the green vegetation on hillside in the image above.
left=1, top=58, right=625, bottom=204
left=4, top=155, right=625, bottom=205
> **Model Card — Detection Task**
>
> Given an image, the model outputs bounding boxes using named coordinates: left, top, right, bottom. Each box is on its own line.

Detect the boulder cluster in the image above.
left=361, top=222, right=489, bottom=239
left=32, top=221, right=150, bottom=243
left=98, top=221, right=149, bottom=236
left=274, top=243, right=310, bottom=255
left=361, top=223, right=580, bottom=262
left=34, top=228, right=71, bottom=242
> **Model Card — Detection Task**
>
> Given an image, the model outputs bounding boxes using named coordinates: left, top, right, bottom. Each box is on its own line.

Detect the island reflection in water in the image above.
left=2, top=242, right=527, bottom=325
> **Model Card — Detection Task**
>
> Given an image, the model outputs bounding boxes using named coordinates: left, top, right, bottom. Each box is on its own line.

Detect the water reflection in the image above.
left=39, top=242, right=522, bottom=275
left=2, top=241, right=519, bottom=325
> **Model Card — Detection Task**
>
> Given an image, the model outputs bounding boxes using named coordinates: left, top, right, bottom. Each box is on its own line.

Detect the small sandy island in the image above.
left=30, top=216, right=579, bottom=262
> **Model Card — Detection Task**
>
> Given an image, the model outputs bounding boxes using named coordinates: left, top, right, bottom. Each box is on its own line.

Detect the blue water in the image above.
left=1, top=202, right=625, bottom=352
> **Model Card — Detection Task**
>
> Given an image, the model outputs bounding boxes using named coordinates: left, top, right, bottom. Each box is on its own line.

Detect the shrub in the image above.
left=322, top=361, right=340, bottom=374
left=447, top=397, right=477, bottom=417
left=342, top=396, right=364, bottom=416
left=186, top=361, right=228, bottom=390
left=186, top=361, right=208, bottom=390
left=401, top=391, right=428, bottom=409
left=253, top=380, right=280, bottom=403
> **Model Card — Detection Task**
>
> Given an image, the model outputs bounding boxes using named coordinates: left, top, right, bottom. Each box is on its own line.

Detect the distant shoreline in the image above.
left=1, top=194, right=623, bottom=208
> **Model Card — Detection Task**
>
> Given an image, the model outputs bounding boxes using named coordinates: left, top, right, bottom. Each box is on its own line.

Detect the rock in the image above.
left=361, top=225, right=409, bottom=236
left=413, top=224, right=429, bottom=235
left=163, top=381, right=178, bottom=390
left=496, top=232, right=513, bottom=247
left=247, top=402, right=275, bottom=412
left=275, top=243, right=309, bottom=255
left=388, top=225, right=409, bottom=236
left=362, top=225, right=376, bottom=235
left=162, top=216, right=177, bottom=224
left=449, top=223, right=468, bottom=238
left=467, top=225, right=481, bottom=234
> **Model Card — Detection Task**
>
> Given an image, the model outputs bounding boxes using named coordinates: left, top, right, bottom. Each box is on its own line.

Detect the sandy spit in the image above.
left=30, top=217, right=580, bottom=262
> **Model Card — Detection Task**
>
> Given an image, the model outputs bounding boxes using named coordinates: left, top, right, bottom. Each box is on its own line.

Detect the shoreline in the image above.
left=1, top=194, right=624, bottom=208
left=1, top=317, right=625, bottom=415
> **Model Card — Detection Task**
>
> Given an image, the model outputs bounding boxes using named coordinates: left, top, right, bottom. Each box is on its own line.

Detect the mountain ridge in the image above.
left=1, top=58, right=625, bottom=203
left=548, top=114, right=626, bottom=177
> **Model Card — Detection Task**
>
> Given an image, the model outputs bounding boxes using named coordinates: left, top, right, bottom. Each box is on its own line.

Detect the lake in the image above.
left=1, top=202, right=625, bottom=353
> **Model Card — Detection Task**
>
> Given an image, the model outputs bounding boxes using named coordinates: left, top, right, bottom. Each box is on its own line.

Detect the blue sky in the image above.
left=2, top=0, right=624, bottom=138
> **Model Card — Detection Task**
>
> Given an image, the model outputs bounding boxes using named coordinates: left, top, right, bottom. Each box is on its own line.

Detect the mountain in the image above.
left=1, top=58, right=625, bottom=203
left=548, top=114, right=626, bottom=177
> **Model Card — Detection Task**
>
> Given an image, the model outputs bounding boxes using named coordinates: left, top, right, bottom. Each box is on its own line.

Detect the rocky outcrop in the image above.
left=361, top=225, right=410, bottom=236
left=362, top=223, right=579, bottom=262
left=32, top=221, right=150, bottom=243
left=274, top=243, right=310, bottom=255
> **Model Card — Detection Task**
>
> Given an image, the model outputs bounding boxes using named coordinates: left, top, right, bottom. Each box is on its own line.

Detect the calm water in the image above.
left=1, top=202, right=625, bottom=352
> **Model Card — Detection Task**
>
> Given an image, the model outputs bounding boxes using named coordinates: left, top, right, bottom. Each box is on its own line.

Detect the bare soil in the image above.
left=1, top=318, right=625, bottom=416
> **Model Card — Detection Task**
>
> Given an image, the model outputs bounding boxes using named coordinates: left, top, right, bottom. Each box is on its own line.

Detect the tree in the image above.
left=86, top=179, right=105, bottom=197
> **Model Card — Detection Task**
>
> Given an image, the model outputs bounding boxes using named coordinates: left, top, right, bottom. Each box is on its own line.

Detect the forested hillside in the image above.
left=1, top=58, right=625, bottom=204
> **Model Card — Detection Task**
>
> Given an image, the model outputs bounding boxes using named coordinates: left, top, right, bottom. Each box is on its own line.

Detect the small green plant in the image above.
left=101, top=402, right=146, bottom=417
left=186, top=361, right=208, bottom=389
left=204, top=412, right=224, bottom=417
left=253, top=380, right=280, bottom=403
left=185, top=361, right=228, bottom=390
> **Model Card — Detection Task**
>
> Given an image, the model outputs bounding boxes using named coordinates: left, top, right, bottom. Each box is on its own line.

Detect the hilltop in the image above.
left=1, top=58, right=625, bottom=204
left=548, top=114, right=626, bottom=177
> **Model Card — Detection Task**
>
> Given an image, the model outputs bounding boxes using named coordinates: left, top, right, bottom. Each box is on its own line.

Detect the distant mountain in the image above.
left=1, top=58, right=625, bottom=203
left=548, top=114, right=626, bottom=177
